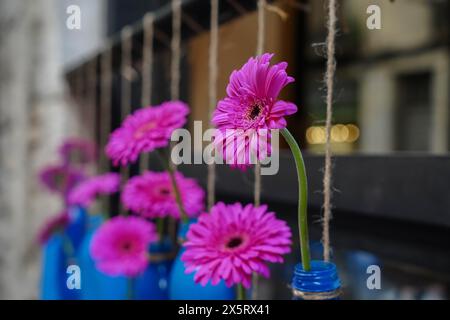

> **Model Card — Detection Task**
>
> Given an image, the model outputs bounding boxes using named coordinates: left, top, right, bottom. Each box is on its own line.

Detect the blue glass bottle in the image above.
left=292, top=260, right=341, bottom=300
left=66, top=206, right=88, bottom=251
left=77, top=214, right=127, bottom=300
left=78, top=214, right=175, bottom=300
left=40, top=207, right=87, bottom=300
left=168, top=219, right=236, bottom=300
left=134, top=237, right=174, bottom=300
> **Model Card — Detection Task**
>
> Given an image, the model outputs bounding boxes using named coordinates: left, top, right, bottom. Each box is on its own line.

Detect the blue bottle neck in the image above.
left=292, top=260, right=341, bottom=299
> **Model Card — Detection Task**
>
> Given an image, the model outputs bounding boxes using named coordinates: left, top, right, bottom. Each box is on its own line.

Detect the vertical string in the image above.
left=120, top=27, right=133, bottom=215
left=100, top=47, right=112, bottom=172
left=121, top=27, right=133, bottom=120
left=171, top=0, right=181, bottom=101
left=140, top=13, right=155, bottom=174
left=88, top=58, right=98, bottom=170
left=141, top=13, right=154, bottom=107
left=100, top=47, right=112, bottom=215
left=207, top=0, right=219, bottom=210
left=252, top=0, right=266, bottom=301
left=254, top=0, right=266, bottom=209
left=169, top=0, right=182, bottom=239
left=322, top=0, right=337, bottom=262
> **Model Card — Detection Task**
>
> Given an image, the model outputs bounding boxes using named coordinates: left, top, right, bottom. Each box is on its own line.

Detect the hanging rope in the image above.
left=141, top=13, right=154, bottom=107
left=100, top=47, right=112, bottom=171
left=121, top=26, right=133, bottom=120
left=207, top=0, right=219, bottom=210
left=171, top=0, right=182, bottom=101
left=140, top=13, right=155, bottom=174
left=100, top=47, right=112, bottom=214
left=88, top=58, right=98, bottom=165
left=120, top=26, right=133, bottom=215
left=322, top=0, right=337, bottom=262
left=169, top=0, right=183, bottom=239
left=252, top=0, right=266, bottom=301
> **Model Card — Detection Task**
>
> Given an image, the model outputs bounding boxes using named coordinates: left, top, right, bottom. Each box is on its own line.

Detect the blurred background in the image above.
left=0, top=0, right=449, bottom=299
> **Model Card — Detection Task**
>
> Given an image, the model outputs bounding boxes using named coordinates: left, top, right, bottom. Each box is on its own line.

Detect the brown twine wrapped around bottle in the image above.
left=292, top=288, right=341, bottom=300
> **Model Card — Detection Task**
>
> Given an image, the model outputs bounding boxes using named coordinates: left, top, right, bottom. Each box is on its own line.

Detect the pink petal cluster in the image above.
left=212, top=53, right=297, bottom=167
left=121, top=171, right=205, bottom=220
left=37, top=211, right=71, bottom=245
left=38, top=164, right=85, bottom=196
left=182, top=202, right=292, bottom=288
left=68, top=173, right=120, bottom=208
left=90, top=216, right=157, bottom=277
left=59, top=138, right=97, bottom=166
left=106, top=101, right=189, bottom=166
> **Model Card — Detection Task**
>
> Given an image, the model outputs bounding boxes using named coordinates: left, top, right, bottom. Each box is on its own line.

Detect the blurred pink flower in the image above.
left=38, top=164, right=85, bottom=197
left=90, top=216, right=157, bottom=277
left=212, top=53, right=297, bottom=168
left=182, top=202, right=292, bottom=288
left=59, top=138, right=97, bottom=166
left=106, top=101, right=189, bottom=166
left=121, top=171, right=205, bottom=220
left=37, top=211, right=71, bottom=245
left=68, top=173, right=120, bottom=208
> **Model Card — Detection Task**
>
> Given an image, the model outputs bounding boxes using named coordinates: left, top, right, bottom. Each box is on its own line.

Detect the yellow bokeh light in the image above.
left=346, top=124, right=360, bottom=142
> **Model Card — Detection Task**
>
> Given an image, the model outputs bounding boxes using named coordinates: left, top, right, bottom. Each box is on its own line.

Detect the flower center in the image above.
left=159, top=187, right=171, bottom=196
left=246, top=102, right=263, bottom=121
left=226, top=236, right=243, bottom=249
left=121, top=241, right=133, bottom=253
left=134, top=121, right=157, bottom=139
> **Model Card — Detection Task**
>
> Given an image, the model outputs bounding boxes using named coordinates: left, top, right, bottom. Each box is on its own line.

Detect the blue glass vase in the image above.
left=78, top=215, right=175, bottom=300
left=66, top=206, right=88, bottom=251
left=168, top=219, right=236, bottom=300
left=40, top=233, right=79, bottom=300
left=292, top=260, right=341, bottom=300
left=77, top=214, right=127, bottom=300
left=134, top=237, right=174, bottom=300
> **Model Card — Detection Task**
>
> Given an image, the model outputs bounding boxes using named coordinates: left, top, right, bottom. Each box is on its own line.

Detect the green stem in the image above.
left=281, top=128, right=311, bottom=271
left=157, top=150, right=189, bottom=224
left=157, top=218, right=164, bottom=240
left=127, top=277, right=135, bottom=300
left=236, top=284, right=246, bottom=300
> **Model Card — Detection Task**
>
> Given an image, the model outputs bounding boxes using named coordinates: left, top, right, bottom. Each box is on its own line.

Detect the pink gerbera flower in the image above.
left=37, top=211, right=71, bottom=245
left=121, top=171, right=205, bottom=219
left=212, top=53, right=297, bottom=167
left=106, top=101, right=189, bottom=166
left=59, top=138, right=97, bottom=166
left=181, top=202, right=292, bottom=288
left=38, top=164, right=85, bottom=197
left=90, top=216, right=158, bottom=277
left=68, top=173, right=120, bottom=208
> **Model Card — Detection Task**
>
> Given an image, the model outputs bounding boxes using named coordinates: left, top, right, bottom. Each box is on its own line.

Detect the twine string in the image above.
left=171, top=0, right=182, bottom=101
left=252, top=0, right=266, bottom=301
left=121, top=26, right=133, bottom=120
left=207, top=0, right=219, bottom=210
left=322, top=0, right=337, bottom=262
left=120, top=26, right=133, bottom=215
left=140, top=13, right=155, bottom=173
left=100, top=47, right=112, bottom=172
left=168, top=0, right=183, bottom=240
left=88, top=58, right=98, bottom=169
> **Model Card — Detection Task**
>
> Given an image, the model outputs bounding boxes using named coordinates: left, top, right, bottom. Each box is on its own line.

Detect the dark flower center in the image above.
left=226, top=237, right=243, bottom=249
left=121, top=241, right=133, bottom=252
left=159, top=187, right=171, bottom=196
left=247, top=103, right=263, bottom=120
